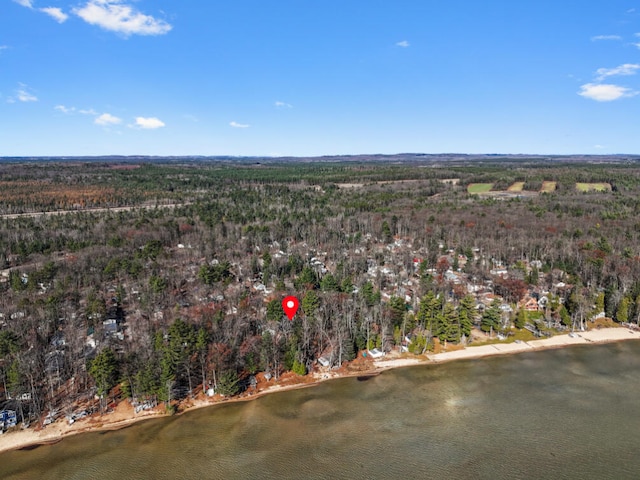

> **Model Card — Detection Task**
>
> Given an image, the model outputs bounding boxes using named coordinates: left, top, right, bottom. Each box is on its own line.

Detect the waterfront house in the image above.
left=367, top=348, right=384, bottom=359
left=0, top=409, right=17, bottom=429
left=520, top=296, right=540, bottom=312
left=317, top=356, right=330, bottom=367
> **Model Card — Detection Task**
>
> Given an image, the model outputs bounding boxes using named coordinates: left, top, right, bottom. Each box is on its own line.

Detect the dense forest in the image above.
left=2, top=157, right=640, bottom=426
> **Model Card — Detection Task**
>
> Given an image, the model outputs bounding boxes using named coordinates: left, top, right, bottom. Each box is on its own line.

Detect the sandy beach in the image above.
left=428, top=327, right=640, bottom=363
left=1, top=326, right=638, bottom=455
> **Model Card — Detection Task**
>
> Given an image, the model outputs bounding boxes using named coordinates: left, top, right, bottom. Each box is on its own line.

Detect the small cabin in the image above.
left=367, top=348, right=385, bottom=359
left=0, top=410, right=17, bottom=429
left=317, top=356, right=330, bottom=368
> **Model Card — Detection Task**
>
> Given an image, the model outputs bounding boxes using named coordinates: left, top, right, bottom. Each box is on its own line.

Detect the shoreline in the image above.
left=1, top=326, right=638, bottom=455
left=428, top=326, right=640, bottom=363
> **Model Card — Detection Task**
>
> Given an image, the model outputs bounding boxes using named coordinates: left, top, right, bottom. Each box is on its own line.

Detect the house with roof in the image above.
left=317, top=356, right=331, bottom=368
left=0, top=409, right=17, bottom=430
left=367, top=348, right=385, bottom=359
left=537, top=295, right=549, bottom=310
left=519, top=296, right=540, bottom=312
left=102, top=318, right=124, bottom=341
left=490, top=266, right=508, bottom=277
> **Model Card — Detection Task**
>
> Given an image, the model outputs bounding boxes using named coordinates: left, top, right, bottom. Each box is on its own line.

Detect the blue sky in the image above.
left=2, top=1, right=640, bottom=156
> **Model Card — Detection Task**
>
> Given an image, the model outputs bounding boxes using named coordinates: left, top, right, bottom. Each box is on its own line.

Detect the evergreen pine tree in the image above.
left=320, top=273, right=340, bottom=292
left=440, top=302, right=460, bottom=343
left=458, top=294, right=476, bottom=336
left=481, top=300, right=501, bottom=334
left=616, top=296, right=630, bottom=323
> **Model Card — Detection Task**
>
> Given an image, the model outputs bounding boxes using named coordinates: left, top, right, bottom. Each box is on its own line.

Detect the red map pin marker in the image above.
left=282, top=296, right=299, bottom=321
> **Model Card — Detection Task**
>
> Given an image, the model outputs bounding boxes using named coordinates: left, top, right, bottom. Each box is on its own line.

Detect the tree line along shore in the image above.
left=0, top=326, right=637, bottom=455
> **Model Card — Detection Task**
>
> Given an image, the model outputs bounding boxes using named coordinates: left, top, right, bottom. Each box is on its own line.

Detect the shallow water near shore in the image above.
left=2, top=341, right=640, bottom=479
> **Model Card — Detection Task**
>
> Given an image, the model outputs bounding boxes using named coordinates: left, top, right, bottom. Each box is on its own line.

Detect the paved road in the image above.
left=0, top=203, right=190, bottom=220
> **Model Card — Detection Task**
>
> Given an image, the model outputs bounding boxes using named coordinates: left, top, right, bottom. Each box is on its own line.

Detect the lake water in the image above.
left=1, top=342, right=640, bottom=479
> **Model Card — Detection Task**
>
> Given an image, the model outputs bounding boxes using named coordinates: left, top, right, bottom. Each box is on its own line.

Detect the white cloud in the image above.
left=13, top=0, right=33, bottom=9
left=40, top=7, right=69, bottom=23
left=578, top=83, right=637, bottom=101
left=134, top=116, right=165, bottom=129
left=56, top=105, right=99, bottom=115
left=73, top=1, right=172, bottom=37
left=14, top=1, right=70, bottom=24
left=275, top=101, right=292, bottom=108
left=55, top=105, right=75, bottom=113
left=594, top=144, right=605, bottom=149
left=396, top=40, right=410, bottom=48
left=230, top=121, right=250, bottom=128
left=595, top=63, right=640, bottom=81
left=591, top=35, right=622, bottom=41
left=16, top=84, right=37, bottom=102
left=0, top=46, right=9, bottom=53
left=95, top=113, right=122, bottom=125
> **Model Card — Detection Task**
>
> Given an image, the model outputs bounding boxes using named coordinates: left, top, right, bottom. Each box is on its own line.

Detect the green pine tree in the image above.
left=292, top=359, right=307, bottom=375
left=417, top=291, right=441, bottom=333
left=89, top=348, right=118, bottom=412
left=458, top=294, right=476, bottom=337
left=388, top=296, right=406, bottom=327
left=593, top=292, right=605, bottom=317
left=217, top=371, right=240, bottom=396
left=481, top=300, right=501, bottom=334
left=302, top=290, right=320, bottom=316
left=361, top=281, right=380, bottom=306
left=320, top=273, right=340, bottom=292
left=440, top=302, right=461, bottom=343
left=616, top=296, right=630, bottom=323
left=340, top=277, right=354, bottom=293
left=266, top=299, right=284, bottom=322
left=295, top=266, right=319, bottom=290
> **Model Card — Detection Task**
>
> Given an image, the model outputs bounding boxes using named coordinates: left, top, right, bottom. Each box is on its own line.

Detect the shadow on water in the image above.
left=356, top=373, right=378, bottom=381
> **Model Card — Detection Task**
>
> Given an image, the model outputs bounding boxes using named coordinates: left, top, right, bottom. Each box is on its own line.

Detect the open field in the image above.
left=467, top=183, right=494, bottom=194
left=0, top=181, right=120, bottom=208
left=507, top=182, right=525, bottom=192
left=540, top=181, right=557, bottom=192
left=336, top=179, right=429, bottom=189
left=576, top=182, right=611, bottom=192
left=438, top=178, right=460, bottom=185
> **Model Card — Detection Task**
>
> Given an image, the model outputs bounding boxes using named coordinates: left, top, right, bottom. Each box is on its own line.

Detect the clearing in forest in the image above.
left=507, top=182, right=525, bottom=192
left=576, top=182, right=611, bottom=192
left=467, top=183, right=494, bottom=194
left=439, top=178, right=460, bottom=185
left=540, top=181, right=556, bottom=193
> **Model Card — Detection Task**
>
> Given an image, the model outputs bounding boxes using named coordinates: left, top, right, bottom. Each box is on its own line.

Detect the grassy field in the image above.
left=507, top=182, right=525, bottom=192
left=540, top=181, right=557, bottom=193
left=467, top=183, right=494, bottom=194
left=576, top=182, right=611, bottom=192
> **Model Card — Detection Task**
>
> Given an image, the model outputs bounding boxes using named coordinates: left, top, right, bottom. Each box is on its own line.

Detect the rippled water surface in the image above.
left=2, top=342, right=640, bottom=479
